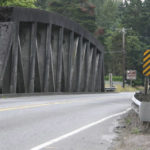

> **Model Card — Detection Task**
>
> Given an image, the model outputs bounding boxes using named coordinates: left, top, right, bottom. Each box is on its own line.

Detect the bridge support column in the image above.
left=28, top=23, right=37, bottom=93
left=44, top=24, right=52, bottom=92
left=89, top=48, right=97, bottom=92
left=79, top=42, right=87, bottom=92
left=56, top=27, right=64, bottom=92
left=0, top=22, right=13, bottom=93
left=85, top=43, right=93, bottom=92
left=93, top=53, right=100, bottom=92
left=77, top=37, right=83, bottom=92
left=62, top=31, right=70, bottom=92
left=95, top=53, right=101, bottom=92
left=68, top=31, right=74, bottom=92
left=10, top=22, right=19, bottom=93
left=101, top=57, right=105, bottom=92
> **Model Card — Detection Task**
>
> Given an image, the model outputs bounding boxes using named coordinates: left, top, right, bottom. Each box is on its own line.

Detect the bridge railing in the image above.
left=0, top=7, right=104, bottom=94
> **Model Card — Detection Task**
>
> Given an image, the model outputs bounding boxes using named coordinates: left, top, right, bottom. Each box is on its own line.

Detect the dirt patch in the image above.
left=110, top=110, right=150, bottom=150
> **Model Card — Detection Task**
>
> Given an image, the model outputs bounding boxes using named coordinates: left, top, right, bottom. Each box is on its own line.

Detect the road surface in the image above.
left=0, top=93, right=133, bottom=150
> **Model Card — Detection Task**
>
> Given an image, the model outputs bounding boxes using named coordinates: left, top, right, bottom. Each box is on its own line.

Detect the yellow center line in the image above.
left=0, top=101, right=76, bottom=112
left=0, top=98, right=98, bottom=112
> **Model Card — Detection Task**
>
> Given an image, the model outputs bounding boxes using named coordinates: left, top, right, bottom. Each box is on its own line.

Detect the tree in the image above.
left=36, top=0, right=52, bottom=9
left=0, top=0, right=36, bottom=8
left=116, top=0, right=150, bottom=85
left=141, top=0, right=150, bottom=37
left=90, top=0, right=121, bottom=46
left=37, top=0, right=97, bottom=33
left=104, top=28, right=145, bottom=83
left=126, top=33, right=145, bottom=85
left=104, top=29, right=123, bottom=75
left=121, top=0, right=145, bottom=35
left=90, top=0, right=120, bottom=28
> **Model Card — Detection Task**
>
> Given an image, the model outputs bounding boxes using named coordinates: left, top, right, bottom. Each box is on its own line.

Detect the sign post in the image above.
left=109, top=73, right=113, bottom=88
left=126, top=70, right=136, bottom=86
left=143, top=49, right=150, bottom=95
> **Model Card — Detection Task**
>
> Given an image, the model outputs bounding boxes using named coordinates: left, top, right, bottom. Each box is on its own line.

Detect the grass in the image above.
left=131, top=128, right=140, bottom=134
left=115, top=84, right=138, bottom=92
left=125, top=118, right=131, bottom=125
left=135, top=86, right=144, bottom=91
left=115, top=84, right=144, bottom=92
left=105, top=82, right=144, bottom=92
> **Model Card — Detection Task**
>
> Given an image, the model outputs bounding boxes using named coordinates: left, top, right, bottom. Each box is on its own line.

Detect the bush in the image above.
left=105, top=75, right=123, bottom=81
left=0, top=0, right=36, bottom=8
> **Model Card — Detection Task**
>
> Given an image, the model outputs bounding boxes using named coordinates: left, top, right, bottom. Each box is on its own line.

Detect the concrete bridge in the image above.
left=0, top=7, right=104, bottom=94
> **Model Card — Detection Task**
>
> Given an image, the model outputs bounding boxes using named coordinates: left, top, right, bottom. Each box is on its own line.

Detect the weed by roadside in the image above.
left=131, top=127, right=140, bottom=134
left=115, top=84, right=142, bottom=92
left=110, top=110, right=150, bottom=150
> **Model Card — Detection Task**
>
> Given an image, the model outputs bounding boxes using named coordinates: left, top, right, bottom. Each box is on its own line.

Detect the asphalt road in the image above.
left=0, top=93, right=133, bottom=150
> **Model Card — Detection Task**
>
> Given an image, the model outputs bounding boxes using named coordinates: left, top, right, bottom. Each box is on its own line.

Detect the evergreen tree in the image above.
left=141, top=0, right=150, bottom=36
left=121, top=0, right=143, bottom=33
left=37, top=0, right=97, bottom=33
left=36, top=0, right=48, bottom=9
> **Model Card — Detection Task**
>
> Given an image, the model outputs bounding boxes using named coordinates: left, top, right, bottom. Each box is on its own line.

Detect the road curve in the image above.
left=0, top=93, right=133, bottom=150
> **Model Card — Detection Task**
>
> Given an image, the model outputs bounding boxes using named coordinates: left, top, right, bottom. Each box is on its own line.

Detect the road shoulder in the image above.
left=110, top=110, right=150, bottom=150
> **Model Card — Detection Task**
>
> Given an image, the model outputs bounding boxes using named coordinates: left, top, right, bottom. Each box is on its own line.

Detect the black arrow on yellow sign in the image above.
left=143, top=49, right=150, bottom=77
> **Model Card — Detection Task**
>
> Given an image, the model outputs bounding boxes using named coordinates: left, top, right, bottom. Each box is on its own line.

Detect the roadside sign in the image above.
left=126, top=70, right=136, bottom=80
left=143, top=49, right=150, bottom=77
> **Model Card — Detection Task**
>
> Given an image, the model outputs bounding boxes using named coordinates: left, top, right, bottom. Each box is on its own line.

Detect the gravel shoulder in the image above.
left=110, top=110, right=150, bottom=150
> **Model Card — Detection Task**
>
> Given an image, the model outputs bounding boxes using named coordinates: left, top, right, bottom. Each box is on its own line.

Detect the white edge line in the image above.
left=31, top=108, right=131, bottom=150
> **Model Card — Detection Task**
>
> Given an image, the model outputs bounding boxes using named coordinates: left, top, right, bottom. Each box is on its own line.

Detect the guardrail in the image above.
left=105, top=87, right=116, bottom=92
left=132, top=94, right=150, bottom=122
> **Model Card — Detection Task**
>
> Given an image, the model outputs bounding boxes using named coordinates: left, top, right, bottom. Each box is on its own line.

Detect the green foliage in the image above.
left=125, top=118, right=131, bottom=125
left=36, top=0, right=150, bottom=86
left=104, top=29, right=123, bottom=75
left=2, top=0, right=148, bottom=86
left=118, top=0, right=150, bottom=85
left=133, top=79, right=143, bottom=86
left=0, top=0, right=36, bottom=8
left=37, top=0, right=97, bottom=33
left=36, top=0, right=49, bottom=9
left=91, top=0, right=120, bottom=28
left=104, top=0, right=150, bottom=86
left=131, top=127, right=140, bottom=134
left=105, top=76, right=123, bottom=81
left=126, top=32, right=144, bottom=80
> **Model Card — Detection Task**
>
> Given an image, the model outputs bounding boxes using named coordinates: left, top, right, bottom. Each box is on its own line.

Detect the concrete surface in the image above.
left=132, top=94, right=150, bottom=122
left=140, top=102, right=150, bottom=122
left=0, top=93, right=133, bottom=150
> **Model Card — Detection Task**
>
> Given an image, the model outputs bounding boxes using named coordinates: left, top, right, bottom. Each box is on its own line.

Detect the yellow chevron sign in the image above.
left=143, top=49, right=150, bottom=76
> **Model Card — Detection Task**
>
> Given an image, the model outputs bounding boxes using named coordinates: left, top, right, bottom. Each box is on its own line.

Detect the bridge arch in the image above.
left=0, top=7, right=104, bottom=94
